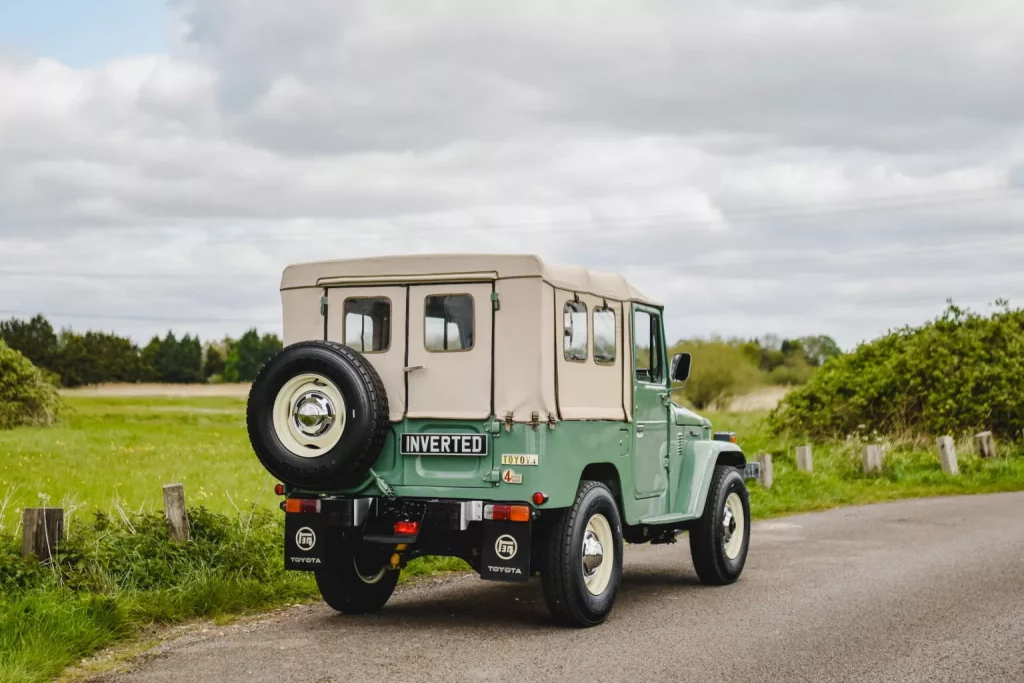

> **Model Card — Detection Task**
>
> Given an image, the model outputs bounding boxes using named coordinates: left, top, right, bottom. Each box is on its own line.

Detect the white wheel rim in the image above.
left=722, top=492, right=745, bottom=560
left=272, top=373, right=346, bottom=458
left=582, top=513, right=615, bottom=596
left=354, top=556, right=387, bottom=584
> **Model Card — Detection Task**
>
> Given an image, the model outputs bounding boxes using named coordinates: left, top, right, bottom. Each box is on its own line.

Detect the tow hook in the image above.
left=390, top=543, right=408, bottom=570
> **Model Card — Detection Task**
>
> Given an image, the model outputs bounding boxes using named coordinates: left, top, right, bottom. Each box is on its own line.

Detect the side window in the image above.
left=594, top=307, right=616, bottom=365
left=425, top=294, right=474, bottom=352
left=563, top=301, right=588, bottom=361
left=633, top=309, right=663, bottom=382
left=343, top=297, right=391, bottom=353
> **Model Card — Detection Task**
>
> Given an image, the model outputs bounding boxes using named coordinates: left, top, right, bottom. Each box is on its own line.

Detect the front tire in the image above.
left=541, top=481, right=623, bottom=627
left=315, top=538, right=400, bottom=614
left=689, top=465, right=750, bottom=585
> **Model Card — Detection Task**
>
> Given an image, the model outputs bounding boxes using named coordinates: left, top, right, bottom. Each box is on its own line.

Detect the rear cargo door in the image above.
left=406, top=282, right=494, bottom=419
left=326, top=286, right=407, bottom=422
left=402, top=282, right=495, bottom=488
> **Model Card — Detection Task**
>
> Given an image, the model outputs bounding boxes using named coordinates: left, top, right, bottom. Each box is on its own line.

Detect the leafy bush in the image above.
left=770, top=303, right=1024, bottom=439
left=0, top=340, right=62, bottom=429
left=671, top=339, right=762, bottom=409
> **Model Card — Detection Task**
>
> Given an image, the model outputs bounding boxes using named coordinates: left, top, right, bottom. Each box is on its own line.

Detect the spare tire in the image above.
left=246, top=341, right=390, bottom=490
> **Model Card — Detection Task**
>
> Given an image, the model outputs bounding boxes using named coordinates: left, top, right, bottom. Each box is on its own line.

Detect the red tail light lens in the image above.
left=394, top=520, right=420, bottom=535
left=284, top=498, right=321, bottom=514
left=483, top=504, right=531, bottom=522
left=274, top=484, right=285, bottom=496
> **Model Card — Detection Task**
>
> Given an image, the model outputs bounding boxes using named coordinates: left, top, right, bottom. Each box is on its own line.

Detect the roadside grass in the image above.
left=706, top=410, right=1024, bottom=518
left=1, top=397, right=1023, bottom=682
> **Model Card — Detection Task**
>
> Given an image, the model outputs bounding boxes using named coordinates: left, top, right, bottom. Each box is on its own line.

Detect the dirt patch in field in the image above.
left=716, top=385, right=791, bottom=412
left=62, top=383, right=251, bottom=398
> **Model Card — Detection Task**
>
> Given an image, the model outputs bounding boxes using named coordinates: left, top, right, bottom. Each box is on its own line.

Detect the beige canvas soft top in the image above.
left=280, top=254, right=659, bottom=305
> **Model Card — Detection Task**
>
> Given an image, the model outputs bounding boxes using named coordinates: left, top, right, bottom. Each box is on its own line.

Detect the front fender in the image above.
left=674, top=440, right=745, bottom=520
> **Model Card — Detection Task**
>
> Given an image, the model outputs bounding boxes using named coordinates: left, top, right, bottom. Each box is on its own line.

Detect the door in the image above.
left=403, top=282, right=495, bottom=488
left=406, top=283, right=494, bottom=419
left=631, top=305, right=670, bottom=499
left=326, top=286, right=407, bottom=422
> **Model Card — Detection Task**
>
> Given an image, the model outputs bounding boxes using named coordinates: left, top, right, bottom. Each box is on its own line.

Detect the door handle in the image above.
left=403, top=365, right=425, bottom=373
left=636, top=424, right=645, bottom=435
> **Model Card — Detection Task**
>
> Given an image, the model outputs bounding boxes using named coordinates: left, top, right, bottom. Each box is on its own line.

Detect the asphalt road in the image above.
left=100, top=493, right=1024, bottom=683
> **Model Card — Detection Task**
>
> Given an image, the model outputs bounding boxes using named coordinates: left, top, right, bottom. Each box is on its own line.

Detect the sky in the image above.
left=1, top=0, right=1023, bottom=349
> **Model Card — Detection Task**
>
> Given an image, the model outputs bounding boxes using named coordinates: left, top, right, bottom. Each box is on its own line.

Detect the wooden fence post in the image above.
left=975, top=431, right=997, bottom=459
left=757, top=454, right=774, bottom=489
left=796, top=445, right=813, bottom=472
left=937, top=436, right=958, bottom=475
left=21, top=507, right=64, bottom=562
left=862, top=445, right=883, bottom=474
left=162, top=483, right=189, bottom=542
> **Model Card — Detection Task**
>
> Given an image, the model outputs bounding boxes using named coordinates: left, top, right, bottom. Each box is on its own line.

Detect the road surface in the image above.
left=98, top=493, right=1024, bottom=683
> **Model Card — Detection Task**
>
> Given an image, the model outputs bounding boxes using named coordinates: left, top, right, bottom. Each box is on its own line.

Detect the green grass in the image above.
left=0, top=396, right=275, bottom=516
left=706, top=410, right=1024, bottom=518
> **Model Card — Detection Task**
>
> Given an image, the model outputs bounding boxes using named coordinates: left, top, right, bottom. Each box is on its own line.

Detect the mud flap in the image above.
left=284, top=514, right=327, bottom=571
left=480, top=521, right=530, bottom=582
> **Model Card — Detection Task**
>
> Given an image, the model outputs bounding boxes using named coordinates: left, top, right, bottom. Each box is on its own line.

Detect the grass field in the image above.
left=0, top=396, right=273, bottom=520
left=3, top=396, right=1024, bottom=521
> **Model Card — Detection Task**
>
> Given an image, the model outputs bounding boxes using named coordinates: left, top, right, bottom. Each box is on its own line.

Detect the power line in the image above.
left=4, top=288, right=1017, bottom=331
left=9, top=184, right=1023, bottom=246
left=3, top=234, right=1024, bottom=281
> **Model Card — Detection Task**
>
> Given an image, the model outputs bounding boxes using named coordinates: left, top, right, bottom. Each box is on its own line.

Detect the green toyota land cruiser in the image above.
left=247, top=254, right=756, bottom=627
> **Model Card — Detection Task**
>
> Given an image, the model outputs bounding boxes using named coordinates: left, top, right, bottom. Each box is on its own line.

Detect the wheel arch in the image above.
left=685, top=441, right=746, bottom=521
left=579, top=462, right=626, bottom=515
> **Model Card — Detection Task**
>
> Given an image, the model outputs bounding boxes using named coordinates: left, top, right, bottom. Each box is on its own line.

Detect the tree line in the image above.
left=0, top=315, right=282, bottom=388
left=671, top=334, right=842, bottom=409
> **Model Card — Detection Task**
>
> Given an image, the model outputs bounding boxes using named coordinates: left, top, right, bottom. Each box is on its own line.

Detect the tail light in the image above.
left=284, top=498, right=321, bottom=514
left=274, top=484, right=285, bottom=496
left=394, top=520, right=420, bottom=535
left=484, top=504, right=531, bottom=522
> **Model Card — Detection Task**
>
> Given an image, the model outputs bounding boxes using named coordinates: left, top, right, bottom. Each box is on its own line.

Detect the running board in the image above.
left=638, top=512, right=691, bottom=525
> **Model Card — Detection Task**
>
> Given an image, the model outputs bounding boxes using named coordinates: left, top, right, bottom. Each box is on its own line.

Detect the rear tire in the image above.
left=315, top=538, right=400, bottom=614
left=689, top=466, right=750, bottom=585
left=541, top=481, right=623, bottom=627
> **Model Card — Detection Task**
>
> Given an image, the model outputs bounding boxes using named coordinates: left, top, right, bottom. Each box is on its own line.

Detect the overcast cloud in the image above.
left=2, top=0, right=1024, bottom=348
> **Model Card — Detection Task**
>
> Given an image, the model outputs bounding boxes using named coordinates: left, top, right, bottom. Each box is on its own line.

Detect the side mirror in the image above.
left=671, top=352, right=691, bottom=382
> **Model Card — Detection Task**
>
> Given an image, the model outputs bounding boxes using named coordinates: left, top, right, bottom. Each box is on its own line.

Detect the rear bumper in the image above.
left=283, top=495, right=534, bottom=582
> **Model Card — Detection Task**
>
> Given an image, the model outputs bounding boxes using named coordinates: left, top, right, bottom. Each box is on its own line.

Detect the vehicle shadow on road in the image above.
left=313, top=569, right=705, bottom=631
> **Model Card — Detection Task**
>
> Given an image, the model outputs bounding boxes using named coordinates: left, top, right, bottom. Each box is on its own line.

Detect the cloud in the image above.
left=2, top=0, right=1024, bottom=347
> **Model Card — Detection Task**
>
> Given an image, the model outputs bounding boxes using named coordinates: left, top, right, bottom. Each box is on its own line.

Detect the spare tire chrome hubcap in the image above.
left=272, top=374, right=346, bottom=458
left=293, top=391, right=335, bottom=437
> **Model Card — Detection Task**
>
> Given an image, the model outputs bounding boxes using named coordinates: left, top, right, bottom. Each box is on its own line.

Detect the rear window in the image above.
left=343, top=297, right=391, bottom=353
left=425, top=294, right=475, bottom=352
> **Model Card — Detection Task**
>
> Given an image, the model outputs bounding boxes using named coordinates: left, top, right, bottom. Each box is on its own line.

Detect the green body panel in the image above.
left=318, top=412, right=742, bottom=527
